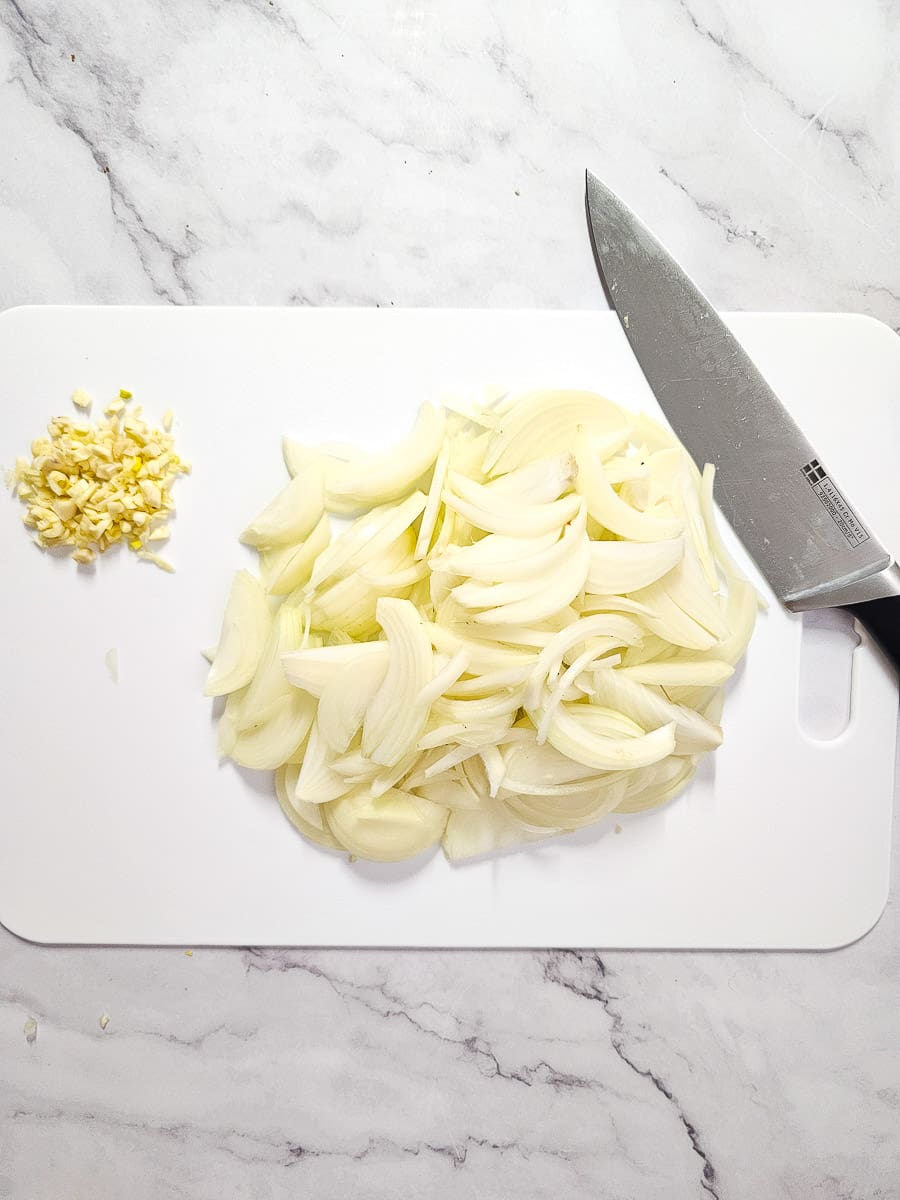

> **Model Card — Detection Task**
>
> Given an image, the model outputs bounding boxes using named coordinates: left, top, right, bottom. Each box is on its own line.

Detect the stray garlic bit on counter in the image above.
left=10, top=391, right=190, bottom=570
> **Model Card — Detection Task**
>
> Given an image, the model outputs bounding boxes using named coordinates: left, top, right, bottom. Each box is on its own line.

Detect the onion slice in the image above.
left=325, top=785, right=448, bottom=862
left=575, top=432, right=683, bottom=542
left=327, top=404, right=445, bottom=507
left=240, top=462, right=325, bottom=548
left=585, top=536, right=684, bottom=594
left=275, top=762, right=343, bottom=851
left=205, top=571, right=271, bottom=697
left=362, top=598, right=434, bottom=767
left=542, top=705, right=677, bottom=771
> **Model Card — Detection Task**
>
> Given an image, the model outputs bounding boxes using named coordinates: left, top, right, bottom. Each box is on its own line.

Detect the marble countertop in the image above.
left=1, top=1, right=899, bottom=1196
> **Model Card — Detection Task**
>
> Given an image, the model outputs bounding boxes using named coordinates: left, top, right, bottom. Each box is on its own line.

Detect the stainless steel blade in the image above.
left=585, top=170, right=896, bottom=611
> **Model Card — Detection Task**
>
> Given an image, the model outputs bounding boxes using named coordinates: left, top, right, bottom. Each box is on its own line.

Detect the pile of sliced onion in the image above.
left=205, top=390, right=756, bottom=863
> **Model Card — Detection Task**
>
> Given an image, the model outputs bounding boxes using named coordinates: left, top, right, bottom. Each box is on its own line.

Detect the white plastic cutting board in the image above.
left=0, top=307, right=897, bottom=949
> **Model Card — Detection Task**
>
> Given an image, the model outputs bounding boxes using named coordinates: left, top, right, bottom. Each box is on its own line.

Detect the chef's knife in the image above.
left=585, top=170, right=900, bottom=673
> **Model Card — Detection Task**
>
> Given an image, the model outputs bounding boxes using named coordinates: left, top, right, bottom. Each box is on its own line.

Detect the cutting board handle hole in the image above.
left=797, top=609, right=860, bottom=741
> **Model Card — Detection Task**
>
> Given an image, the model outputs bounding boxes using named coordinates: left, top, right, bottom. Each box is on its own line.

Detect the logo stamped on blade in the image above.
left=801, top=460, right=870, bottom=548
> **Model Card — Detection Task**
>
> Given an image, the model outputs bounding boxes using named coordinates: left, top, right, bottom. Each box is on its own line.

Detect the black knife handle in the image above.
left=843, top=595, right=900, bottom=674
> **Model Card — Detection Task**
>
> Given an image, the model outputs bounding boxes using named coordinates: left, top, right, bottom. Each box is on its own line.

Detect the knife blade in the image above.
left=584, top=170, right=900, bottom=671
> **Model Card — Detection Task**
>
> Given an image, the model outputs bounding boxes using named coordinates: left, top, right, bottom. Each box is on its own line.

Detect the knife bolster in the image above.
left=784, top=561, right=900, bottom=612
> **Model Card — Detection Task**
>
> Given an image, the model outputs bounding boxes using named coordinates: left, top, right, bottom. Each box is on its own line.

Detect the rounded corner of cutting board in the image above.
left=0, top=898, right=59, bottom=948
left=0, top=304, right=41, bottom=336
left=835, top=310, right=900, bottom=352
left=812, top=882, right=891, bottom=952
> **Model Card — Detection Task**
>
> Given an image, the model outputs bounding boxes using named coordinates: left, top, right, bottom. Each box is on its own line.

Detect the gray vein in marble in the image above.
left=543, top=950, right=720, bottom=1200
left=131, top=1020, right=256, bottom=1051
left=861, top=282, right=900, bottom=308
left=279, top=196, right=364, bottom=239
left=485, top=34, right=537, bottom=115
left=9, top=1104, right=586, bottom=1175
left=677, top=0, right=877, bottom=188
left=658, top=165, right=774, bottom=255
left=230, top=0, right=311, bottom=49
left=244, top=948, right=600, bottom=1094
left=285, top=1132, right=583, bottom=1171
left=1, top=0, right=196, bottom=303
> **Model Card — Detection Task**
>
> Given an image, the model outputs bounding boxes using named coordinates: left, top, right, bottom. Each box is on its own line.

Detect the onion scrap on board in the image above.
left=204, top=389, right=757, bottom=863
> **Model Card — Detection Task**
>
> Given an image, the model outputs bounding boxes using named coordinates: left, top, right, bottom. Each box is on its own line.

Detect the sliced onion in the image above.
left=433, top=529, right=560, bottom=579
left=590, top=670, right=722, bottom=754
left=425, top=622, right=535, bottom=674
left=210, top=384, right=756, bottom=863
left=541, top=703, right=676, bottom=771
left=700, top=578, right=757, bottom=666
left=457, top=611, right=577, bottom=649
left=618, top=660, right=734, bottom=687
left=483, top=389, right=630, bottom=475
left=262, top=512, right=331, bottom=596
left=230, top=693, right=315, bottom=771
left=655, top=537, right=729, bottom=639
left=472, top=524, right=590, bottom=625
left=205, top=571, right=272, bottom=697
left=370, top=747, right=422, bottom=797
left=275, top=762, right=343, bottom=851
left=217, top=686, right=248, bottom=758
left=603, top=456, right=648, bottom=485
left=502, top=737, right=605, bottom=791
left=325, top=404, right=445, bottom=509
left=585, top=536, right=684, bottom=594
left=483, top=453, right=577, bottom=503
left=295, top=722, right=352, bottom=804
left=442, top=798, right=559, bottom=861
left=620, top=634, right=673, bottom=667
left=617, top=755, right=697, bottom=813
left=317, top=648, right=390, bottom=754
left=240, top=605, right=308, bottom=725
left=416, top=648, right=472, bottom=708
left=309, top=534, right=417, bottom=639
left=307, top=491, right=426, bottom=593
left=503, top=773, right=628, bottom=830
left=447, top=427, right=493, bottom=480
left=282, top=642, right=387, bottom=699
left=444, top=477, right=581, bottom=539
left=240, top=461, right=325, bottom=548
left=325, top=785, right=448, bottom=862
left=329, top=749, right=381, bottom=782
left=700, top=463, right=749, bottom=585
left=629, top=576, right=720, bottom=651
left=362, top=598, right=434, bottom=767
left=418, top=717, right=514, bottom=750
left=579, top=594, right=656, bottom=618
left=415, top=440, right=451, bottom=560
left=445, top=663, right=533, bottom=697
left=415, top=770, right=484, bottom=811
left=575, top=432, right=683, bottom=542
left=535, top=644, right=613, bottom=744
left=525, top=613, right=645, bottom=708
left=432, top=686, right=525, bottom=724
left=358, top=560, right=429, bottom=590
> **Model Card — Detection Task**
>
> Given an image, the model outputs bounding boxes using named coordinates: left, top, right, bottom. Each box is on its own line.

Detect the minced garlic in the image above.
left=11, top=401, right=189, bottom=569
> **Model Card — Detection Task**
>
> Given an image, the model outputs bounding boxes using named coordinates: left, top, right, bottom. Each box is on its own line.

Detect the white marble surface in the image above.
left=1, top=1, right=899, bottom=1196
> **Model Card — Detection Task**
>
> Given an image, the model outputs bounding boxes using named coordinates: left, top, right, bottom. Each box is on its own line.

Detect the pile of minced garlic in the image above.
left=10, top=388, right=190, bottom=570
